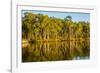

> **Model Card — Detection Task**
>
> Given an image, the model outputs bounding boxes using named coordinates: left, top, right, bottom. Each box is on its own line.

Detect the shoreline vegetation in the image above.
left=22, top=12, right=90, bottom=45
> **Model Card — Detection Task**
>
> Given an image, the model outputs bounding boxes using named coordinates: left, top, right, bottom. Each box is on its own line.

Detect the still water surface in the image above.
left=22, top=40, right=90, bottom=62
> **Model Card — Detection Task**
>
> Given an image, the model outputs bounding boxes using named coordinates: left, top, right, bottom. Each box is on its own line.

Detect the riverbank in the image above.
left=22, top=38, right=89, bottom=48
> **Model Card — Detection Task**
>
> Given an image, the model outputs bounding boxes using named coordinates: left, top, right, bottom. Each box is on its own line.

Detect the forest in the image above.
left=22, top=12, right=90, bottom=43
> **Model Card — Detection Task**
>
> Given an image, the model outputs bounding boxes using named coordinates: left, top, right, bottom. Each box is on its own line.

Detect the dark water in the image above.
left=22, top=40, right=90, bottom=62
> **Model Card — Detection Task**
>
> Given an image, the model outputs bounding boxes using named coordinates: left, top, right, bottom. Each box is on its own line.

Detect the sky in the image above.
left=22, top=10, right=90, bottom=22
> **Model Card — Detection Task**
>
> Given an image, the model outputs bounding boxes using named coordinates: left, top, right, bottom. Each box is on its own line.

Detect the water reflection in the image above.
left=22, top=40, right=90, bottom=62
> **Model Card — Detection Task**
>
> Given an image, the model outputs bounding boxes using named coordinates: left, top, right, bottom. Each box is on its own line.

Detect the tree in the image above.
left=64, top=16, right=72, bottom=21
left=22, top=12, right=90, bottom=42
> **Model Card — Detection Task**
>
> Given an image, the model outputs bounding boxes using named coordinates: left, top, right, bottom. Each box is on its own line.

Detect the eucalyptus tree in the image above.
left=22, top=12, right=37, bottom=40
left=64, top=16, right=73, bottom=40
left=50, top=17, right=62, bottom=40
left=22, top=12, right=90, bottom=42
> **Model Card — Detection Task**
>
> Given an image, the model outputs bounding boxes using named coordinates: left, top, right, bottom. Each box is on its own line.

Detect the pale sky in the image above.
left=22, top=10, right=90, bottom=22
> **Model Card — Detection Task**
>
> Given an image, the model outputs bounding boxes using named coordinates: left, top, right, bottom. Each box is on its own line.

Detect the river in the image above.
left=22, top=40, right=90, bottom=62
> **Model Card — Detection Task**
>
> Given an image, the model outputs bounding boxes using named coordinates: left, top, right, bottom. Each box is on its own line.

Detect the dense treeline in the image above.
left=22, top=12, right=90, bottom=42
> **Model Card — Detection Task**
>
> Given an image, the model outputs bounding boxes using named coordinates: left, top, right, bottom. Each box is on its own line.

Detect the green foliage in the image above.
left=22, top=12, right=90, bottom=41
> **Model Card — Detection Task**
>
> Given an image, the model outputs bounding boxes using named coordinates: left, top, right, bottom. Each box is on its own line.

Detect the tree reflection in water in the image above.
left=22, top=40, right=90, bottom=62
